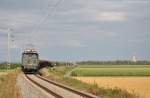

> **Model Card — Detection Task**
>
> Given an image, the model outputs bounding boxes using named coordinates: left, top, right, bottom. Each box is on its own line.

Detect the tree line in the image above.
left=77, top=60, right=150, bottom=65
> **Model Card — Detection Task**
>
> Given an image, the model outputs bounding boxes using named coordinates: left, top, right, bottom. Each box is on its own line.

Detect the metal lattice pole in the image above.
left=7, top=31, right=11, bottom=69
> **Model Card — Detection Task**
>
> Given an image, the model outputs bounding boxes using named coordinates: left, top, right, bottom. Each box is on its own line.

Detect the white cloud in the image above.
left=36, top=39, right=86, bottom=48
left=96, top=11, right=128, bottom=21
left=63, top=39, right=86, bottom=48
left=125, top=0, right=150, bottom=4
left=0, top=0, right=150, bottom=61
left=0, top=10, right=39, bottom=31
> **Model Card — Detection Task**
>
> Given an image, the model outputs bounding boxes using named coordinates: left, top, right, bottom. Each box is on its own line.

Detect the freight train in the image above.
left=21, top=49, right=39, bottom=73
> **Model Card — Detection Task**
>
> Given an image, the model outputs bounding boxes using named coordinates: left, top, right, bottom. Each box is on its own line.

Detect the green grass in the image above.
left=71, top=65, right=150, bottom=76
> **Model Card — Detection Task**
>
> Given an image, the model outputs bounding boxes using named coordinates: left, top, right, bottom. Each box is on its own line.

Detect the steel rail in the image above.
left=25, top=74, right=63, bottom=98
left=36, top=75, right=99, bottom=98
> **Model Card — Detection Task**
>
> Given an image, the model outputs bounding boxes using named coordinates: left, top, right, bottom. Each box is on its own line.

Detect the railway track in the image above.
left=25, top=74, right=99, bottom=98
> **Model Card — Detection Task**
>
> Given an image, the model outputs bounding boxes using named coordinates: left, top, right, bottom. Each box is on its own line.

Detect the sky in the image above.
left=0, top=0, right=150, bottom=62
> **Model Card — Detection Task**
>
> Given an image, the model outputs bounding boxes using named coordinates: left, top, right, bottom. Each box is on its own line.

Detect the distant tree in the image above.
left=77, top=60, right=150, bottom=65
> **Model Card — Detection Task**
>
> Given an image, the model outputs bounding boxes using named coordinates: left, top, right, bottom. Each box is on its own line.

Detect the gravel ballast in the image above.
left=27, top=74, right=84, bottom=98
left=17, top=74, right=54, bottom=98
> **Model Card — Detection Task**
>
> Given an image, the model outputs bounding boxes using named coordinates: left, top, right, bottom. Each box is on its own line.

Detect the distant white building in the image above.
left=132, top=55, right=137, bottom=62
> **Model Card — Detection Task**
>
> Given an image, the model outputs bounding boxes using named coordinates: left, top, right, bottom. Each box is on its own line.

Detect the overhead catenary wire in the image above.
left=31, top=0, right=63, bottom=34
left=25, top=0, right=63, bottom=50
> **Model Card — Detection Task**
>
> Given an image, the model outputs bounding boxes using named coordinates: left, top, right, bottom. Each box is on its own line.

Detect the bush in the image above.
left=0, top=63, right=20, bottom=70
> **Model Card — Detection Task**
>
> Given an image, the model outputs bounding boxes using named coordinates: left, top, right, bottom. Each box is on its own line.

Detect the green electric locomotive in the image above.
left=22, top=49, right=39, bottom=73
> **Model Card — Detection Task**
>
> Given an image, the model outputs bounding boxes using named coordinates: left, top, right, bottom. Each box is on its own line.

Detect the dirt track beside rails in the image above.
left=75, top=77, right=150, bottom=98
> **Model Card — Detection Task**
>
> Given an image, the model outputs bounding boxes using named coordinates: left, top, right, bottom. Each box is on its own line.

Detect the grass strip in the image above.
left=39, top=66, right=139, bottom=98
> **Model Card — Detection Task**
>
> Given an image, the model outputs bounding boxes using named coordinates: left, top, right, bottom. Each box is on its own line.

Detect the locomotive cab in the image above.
left=22, top=49, right=39, bottom=72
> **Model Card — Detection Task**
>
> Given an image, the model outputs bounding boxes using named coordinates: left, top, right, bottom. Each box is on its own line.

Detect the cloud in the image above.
left=44, top=39, right=86, bottom=48
left=0, top=0, right=150, bottom=61
left=125, top=0, right=150, bottom=4
left=96, top=11, right=128, bottom=21
left=0, top=10, right=38, bottom=30
left=62, top=39, right=86, bottom=48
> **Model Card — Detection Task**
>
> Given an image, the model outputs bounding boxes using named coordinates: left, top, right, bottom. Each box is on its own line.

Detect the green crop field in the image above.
left=71, top=65, right=150, bottom=76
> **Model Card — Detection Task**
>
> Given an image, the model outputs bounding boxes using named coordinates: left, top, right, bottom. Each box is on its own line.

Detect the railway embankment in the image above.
left=39, top=66, right=139, bottom=98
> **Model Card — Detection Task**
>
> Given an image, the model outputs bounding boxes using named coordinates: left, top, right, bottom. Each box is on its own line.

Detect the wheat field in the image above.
left=75, top=77, right=150, bottom=98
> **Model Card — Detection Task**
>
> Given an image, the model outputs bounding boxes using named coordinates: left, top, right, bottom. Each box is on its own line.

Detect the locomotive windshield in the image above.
left=22, top=53, right=38, bottom=65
